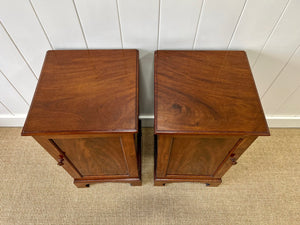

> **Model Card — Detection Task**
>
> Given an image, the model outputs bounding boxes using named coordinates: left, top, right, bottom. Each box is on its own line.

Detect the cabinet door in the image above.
left=53, top=137, right=128, bottom=176
left=165, top=136, right=241, bottom=176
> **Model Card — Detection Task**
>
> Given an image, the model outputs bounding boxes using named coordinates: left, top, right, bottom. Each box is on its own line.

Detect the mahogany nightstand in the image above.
left=154, top=50, right=270, bottom=187
left=22, top=50, right=141, bottom=188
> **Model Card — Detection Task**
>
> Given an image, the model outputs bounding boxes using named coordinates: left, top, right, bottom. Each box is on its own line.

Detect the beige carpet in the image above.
left=0, top=128, right=299, bottom=225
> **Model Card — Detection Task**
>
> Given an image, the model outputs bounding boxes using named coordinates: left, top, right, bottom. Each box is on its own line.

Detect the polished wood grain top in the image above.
left=22, top=50, right=138, bottom=136
left=154, top=50, right=269, bottom=136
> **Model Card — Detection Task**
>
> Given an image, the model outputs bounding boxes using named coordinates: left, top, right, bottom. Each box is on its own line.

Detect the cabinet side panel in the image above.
left=33, top=136, right=82, bottom=179
left=53, top=137, right=128, bottom=176
left=156, top=135, right=173, bottom=177
left=120, top=134, right=139, bottom=177
left=167, top=137, right=240, bottom=176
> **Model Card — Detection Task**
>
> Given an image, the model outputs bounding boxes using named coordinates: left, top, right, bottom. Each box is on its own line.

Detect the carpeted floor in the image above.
left=0, top=128, right=299, bottom=225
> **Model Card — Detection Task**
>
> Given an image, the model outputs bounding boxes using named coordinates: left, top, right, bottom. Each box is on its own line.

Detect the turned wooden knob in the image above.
left=230, top=158, right=237, bottom=165
left=57, top=155, right=64, bottom=166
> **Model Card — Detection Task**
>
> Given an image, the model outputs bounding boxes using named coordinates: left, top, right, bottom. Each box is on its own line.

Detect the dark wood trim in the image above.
left=155, top=50, right=246, bottom=53
left=42, top=133, right=130, bottom=139
left=79, top=175, right=130, bottom=180
left=74, top=177, right=141, bottom=188
left=34, top=136, right=82, bottom=179
left=155, top=135, right=173, bottom=177
left=212, top=138, right=244, bottom=177
left=22, top=49, right=139, bottom=136
left=154, top=50, right=270, bottom=136
left=34, top=133, right=142, bottom=187
left=120, top=134, right=139, bottom=177
left=137, top=120, right=142, bottom=181
left=165, top=174, right=216, bottom=179
left=22, top=129, right=138, bottom=136
left=49, top=139, right=83, bottom=178
left=135, top=50, right=139, bottom=132
left=154, top=177, right=222, bottom=187
left=154, top=50, right=158, bottom=136
left=154, top=130, right=270, bottom=136
left=213, top=136, right=258, bottom=178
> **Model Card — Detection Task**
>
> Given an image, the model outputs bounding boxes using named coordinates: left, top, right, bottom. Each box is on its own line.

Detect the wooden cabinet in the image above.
left=22, top=50, right=141, bottom=187
left=154, top=50, right=270, bottom=186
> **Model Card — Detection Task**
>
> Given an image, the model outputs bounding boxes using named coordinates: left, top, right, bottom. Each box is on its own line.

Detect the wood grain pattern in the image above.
left=155, top=135, right=173, bottom=177
left=166, top=137, right=240, bottom=176
left=34, top=133, right=141, bottom=187
left=23, top=50, right=141, bottom=187
left=33, top=136, right=82, bottom=179
left=154, top=177, right=222, bottom=187
left=22, top=50, right=138, bottom=136
left=74, top=177, right=141, bottom=188
left=213, top=136, right=257, bottom=178
left=154, top=50, right=269, bottom=186
left=120, top=134, right=139, bottom=177
left=53, top=137, right=128, bottom=176
left=154, top=50, right=269, bottom=135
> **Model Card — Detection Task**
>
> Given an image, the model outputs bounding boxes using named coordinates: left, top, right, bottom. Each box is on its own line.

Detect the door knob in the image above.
left=230, top=157, right=237, bottom=165
left=57, top=154, right=64, bottom=166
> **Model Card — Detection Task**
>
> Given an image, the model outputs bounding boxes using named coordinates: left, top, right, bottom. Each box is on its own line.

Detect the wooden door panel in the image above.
left=53, top=137, right=128, bottom=176
left=167, top=137, right=240, bottom=176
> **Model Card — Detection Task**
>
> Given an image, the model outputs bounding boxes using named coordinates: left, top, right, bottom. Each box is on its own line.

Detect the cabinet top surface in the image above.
left=22, top=50, right=138, bottom=136
left=154, top=50, right=269, bottom=136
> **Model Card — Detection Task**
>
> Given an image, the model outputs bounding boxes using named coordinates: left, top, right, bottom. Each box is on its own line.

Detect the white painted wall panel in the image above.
left=74, top=0, right=122, bottom=49
left=0, top=72, right=29, bottom=115
left=195, top=0, right=245, bottom=50
left=118, top=0, right=159, bottom=115
left=0, top=24, right=37, bottom=104
left=275, top=87, right=300, bottom=116
left=229, top=0, right=288, bottom=65
left=0, top=0, right=300, bottom=126
left=262, top=46, right=300, bottom=114
left=137, top=50, right=155, bottom=115
left=159, top=0, right=203, bottom=49
left=118, top=0, right=159, bottom=50
left=0, top=102, right=10, bottom=115
left=252, top=0, right=300, bottom=97
left=31, top=0, right=86, bottom=49
left=0, top=0, right=51, bottom=75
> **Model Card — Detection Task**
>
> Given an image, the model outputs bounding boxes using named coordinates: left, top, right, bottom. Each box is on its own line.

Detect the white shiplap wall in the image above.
left=0, top=0, right=299, bottom=127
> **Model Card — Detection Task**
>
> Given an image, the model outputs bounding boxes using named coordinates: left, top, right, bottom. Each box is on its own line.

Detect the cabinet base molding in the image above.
left=74, top=177, right=142, bottom=188
left=154, top=177, right=222, bottom=187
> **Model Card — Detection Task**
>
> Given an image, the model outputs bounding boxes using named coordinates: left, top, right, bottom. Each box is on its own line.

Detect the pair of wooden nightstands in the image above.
left=22, top=50, right=269, bottom=188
